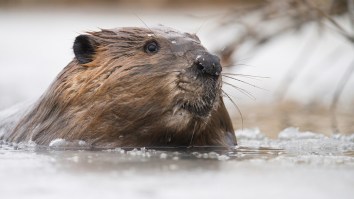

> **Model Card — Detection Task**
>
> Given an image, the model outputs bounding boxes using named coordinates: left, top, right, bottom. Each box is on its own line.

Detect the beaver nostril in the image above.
left=196, top=62, right=205, bottom=71
left=194, top=54, right=222, bottom=77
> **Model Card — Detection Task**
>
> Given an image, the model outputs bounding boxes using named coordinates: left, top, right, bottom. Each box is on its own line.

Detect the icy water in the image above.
left=1, top=128, right=354, bottom=199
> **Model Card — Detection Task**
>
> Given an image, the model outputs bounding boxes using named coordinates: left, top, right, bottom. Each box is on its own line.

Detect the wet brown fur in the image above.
left=3, top=27, right=237, bottom=148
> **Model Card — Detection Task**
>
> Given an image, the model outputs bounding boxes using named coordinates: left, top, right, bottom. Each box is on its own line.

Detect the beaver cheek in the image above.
left=164, top=109, right=192, bottom=130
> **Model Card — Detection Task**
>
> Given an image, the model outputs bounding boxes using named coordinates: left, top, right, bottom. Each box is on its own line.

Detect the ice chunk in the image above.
left=160, top=153, right=167, bottom=159
left=278, top=127, right=326, bottom=140
left=49, top=139, right=89, bottom=149
left=217, top=155, right=230, bottom=161
left=49, top=138, right=67, bottom=147
left=235, top=128, right=266, bottom=140
left=331, top=133, right=354, bottom=142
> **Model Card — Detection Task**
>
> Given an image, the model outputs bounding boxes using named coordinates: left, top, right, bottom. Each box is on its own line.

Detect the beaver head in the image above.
left=7, top=26, right=236, bottom=148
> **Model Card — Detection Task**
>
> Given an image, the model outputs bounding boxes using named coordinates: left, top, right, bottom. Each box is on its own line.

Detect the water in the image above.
left=1, top=128, right=354, bottom=199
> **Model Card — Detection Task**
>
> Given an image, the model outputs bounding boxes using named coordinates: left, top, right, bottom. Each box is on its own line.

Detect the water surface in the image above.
left=1, top=128, right=354, bottom=199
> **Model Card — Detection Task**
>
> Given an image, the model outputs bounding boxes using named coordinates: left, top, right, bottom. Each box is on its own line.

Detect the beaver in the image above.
left=0, top=26, right=237, bottom=149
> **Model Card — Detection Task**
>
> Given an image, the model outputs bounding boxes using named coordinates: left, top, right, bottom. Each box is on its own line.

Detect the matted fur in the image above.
left=2, top=26, right=237, bottom=148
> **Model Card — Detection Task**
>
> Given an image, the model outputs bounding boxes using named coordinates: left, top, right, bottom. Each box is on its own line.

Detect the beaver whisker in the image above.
left=221, top=73, right=269, bottom=79
left=222, top=75, right=268, bottom=91
left=221, top=89, right=244, bottom=130
left=180, top=96, right=215, bottom=118
left=223, top=63, right=257, bottom=68
left=222, top=81, right=256, bottom=100
left=134, top=14, right=158, bottom=38
left=188, top=121, right=198, bottom=147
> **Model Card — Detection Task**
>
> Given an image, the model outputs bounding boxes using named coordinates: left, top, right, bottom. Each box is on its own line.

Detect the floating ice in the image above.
left=235, top=128, right=266, bottom=140
left=331, top=133, right=354, bottom=142
left=217, top=155, right=230, bottom=161
left=49, top=138, right=67, bottom=147
left=160, top=153, right=168, bottom=159
left=278, top=127, right=326, bottom=140
left=235, top=127, right=354, bottom=155
left=48, top=138, right=89, bottom=149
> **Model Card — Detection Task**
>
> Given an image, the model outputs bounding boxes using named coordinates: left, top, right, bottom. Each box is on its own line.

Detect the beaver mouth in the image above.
left=181, top=101, right=215, bottom=117
left=175, top=65, right=221, bottom=117
left=177, top=81, right=219, bottom=117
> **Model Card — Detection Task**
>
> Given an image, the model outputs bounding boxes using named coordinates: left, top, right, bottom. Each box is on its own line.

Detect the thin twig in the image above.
left=303, top=0, right=354, bottom=43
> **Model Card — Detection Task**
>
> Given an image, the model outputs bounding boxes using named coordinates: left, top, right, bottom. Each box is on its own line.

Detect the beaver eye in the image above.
left=144, top=41, right=159, bottom=54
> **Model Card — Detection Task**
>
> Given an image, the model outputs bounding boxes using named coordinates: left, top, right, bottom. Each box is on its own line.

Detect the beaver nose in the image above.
left=195, top=54, right=222, bottom=76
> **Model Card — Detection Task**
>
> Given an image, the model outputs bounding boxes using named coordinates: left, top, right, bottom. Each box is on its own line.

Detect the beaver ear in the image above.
left=73, top=35, right=98, bottom=64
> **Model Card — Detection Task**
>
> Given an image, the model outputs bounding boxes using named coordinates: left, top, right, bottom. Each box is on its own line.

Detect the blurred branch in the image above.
left=303, top=0, right=354, bottom=43
left=275, top=0, right=354, bottom=102
left=330, top=61, right=354, bottom=133
left=218, top=0, right=350, bottom=66
left=215, top=0, right=354, bottom=133
left=349, top=0, right=354, bottom=32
